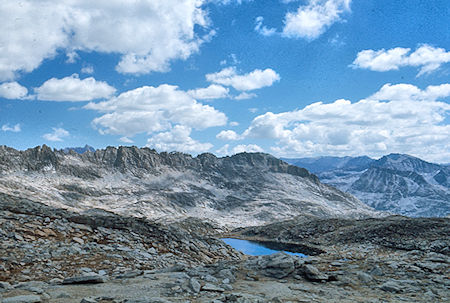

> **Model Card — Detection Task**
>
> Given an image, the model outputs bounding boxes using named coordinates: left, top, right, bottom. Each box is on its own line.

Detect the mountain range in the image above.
left=282, top=154, right=450, bottom=217
left=0, top=145, right=379, bottom=227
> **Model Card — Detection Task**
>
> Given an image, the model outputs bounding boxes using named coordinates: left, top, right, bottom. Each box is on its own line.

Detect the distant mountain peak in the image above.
left=284, top=153, right=449, bottom=217
left=63, top=145, right=95, bottom=154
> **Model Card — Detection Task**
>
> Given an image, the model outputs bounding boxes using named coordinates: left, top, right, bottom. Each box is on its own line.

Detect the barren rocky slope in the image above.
left=0, top=145, right=378, bottom=227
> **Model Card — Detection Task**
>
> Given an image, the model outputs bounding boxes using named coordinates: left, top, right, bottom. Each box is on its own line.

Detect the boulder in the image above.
left=259, top=252, right=295, bottom=279
left=380, top=280, right=402, bottom=293
left=190, top=277, right=201, bottom=293
left=301, top=264, right=328, bottom=282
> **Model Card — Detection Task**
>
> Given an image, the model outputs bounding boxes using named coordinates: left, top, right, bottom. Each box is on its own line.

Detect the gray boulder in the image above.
left=259, top=252, right=295, bottom=279
left=380, top=280, right=402, bottom=293
left=301, top=264, right=328, bottom=282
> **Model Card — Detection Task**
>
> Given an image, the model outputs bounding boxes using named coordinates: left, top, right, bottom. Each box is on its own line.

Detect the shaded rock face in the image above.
left=284, top=153, right=450, bottom=217
left=0, top=145, right=378, bottom=227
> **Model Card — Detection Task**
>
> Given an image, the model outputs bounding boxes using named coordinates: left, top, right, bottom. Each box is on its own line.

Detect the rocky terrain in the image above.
left=1, top=146, right=448, bottom=302
left=0, top=145, right=378, bottom=227
left=1, top=196, right=449, bottom=302
left=283, top=153, right=450, bottom=217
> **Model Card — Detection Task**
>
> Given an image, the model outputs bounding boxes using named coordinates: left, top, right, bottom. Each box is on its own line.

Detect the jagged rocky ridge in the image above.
left=0, top=145, right=378, bottom=227
left=283, top=154, right=450, bottom=217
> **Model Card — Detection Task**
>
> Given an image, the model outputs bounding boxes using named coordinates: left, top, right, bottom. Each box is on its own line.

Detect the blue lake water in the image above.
left=222, top=238, right=307, bottom=257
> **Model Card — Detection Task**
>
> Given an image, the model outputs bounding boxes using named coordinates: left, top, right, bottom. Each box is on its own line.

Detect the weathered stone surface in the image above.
left=201, top=283, right=225, bottom=292
left=356, top=271, right=373, bottom=283
left=259, top=253, right=295, bottom=279
left=301, top=264, right=328, bottom=282
left=189, top=277, right=201, bottom=293
left=380, top=280, right=402, bottom=293
left=2, top=295, right=42, bottom=303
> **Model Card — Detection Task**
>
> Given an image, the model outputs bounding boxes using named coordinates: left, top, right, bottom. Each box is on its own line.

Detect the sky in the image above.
left=0, top=0, right=449, bottom=163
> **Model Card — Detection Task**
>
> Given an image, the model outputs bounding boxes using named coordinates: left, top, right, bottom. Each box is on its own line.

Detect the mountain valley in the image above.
left=283, top=154, right=450, bottom=217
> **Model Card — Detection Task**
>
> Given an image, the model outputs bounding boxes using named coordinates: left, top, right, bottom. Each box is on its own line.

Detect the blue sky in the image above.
left=0, top=0, right=449, bottom=162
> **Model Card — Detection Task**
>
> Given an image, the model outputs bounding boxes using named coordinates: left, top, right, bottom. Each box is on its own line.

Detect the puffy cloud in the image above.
left=370, top=83, right=450, bottom=101
left=0, top=0, right=211, bottom=80
left=206, top=67, right=280, bottom=91
left=282, top=0, right=351, bottom=40
left=0, top=82, right=28, bottom=99
left=35, top=74, right=116, bottom=102
left=242, top=83, right=450, bottom=162
left=146, top=125, right=212, bottom=154
left=85, top=84, right=227, bottom=137
left=216, top=143, right=264, bottom=155
left=216, top=130, right=241, bottom=140
left=43, top=127, right=70, bottom=142
left=187, top=84, right=229, bottom=100
left=351, top=44, right=450, bottom=76
left=1, top=124, right=21, bottom=132
left=254, top=16, right=277, bottom=37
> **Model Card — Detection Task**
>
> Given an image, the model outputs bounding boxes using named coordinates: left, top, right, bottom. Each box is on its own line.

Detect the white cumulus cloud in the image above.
left=187, top=84, right=229, bottom=100
left=43, top=127, right=70, bottom=142
left=0, top=0, right=212, bottom=80
left=216, top=130, right=242, bottom=140
left=1, top=124, right=21, bottom=132
left=85, top=84, right=227, bottom=138
left=351, top=44, right=450, bottom=76
left=206, top=67, right=280, bottom=91
left=0, top=82, right=28, bottom=99
left=242, top=83, right=450, bottom=163
left=282, top=0, right=351, bottom=40
left=35, top=74, right=116, bottom=102
left=146, top=125, right=213, bottom=154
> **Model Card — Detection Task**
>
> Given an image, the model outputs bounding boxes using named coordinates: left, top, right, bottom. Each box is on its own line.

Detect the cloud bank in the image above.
left=217, top=83, right=450, bottom=162
left=85, top=84, right=227, bottom=139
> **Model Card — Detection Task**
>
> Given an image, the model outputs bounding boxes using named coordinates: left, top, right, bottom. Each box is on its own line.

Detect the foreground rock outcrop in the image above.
left=0, top=145, right=380, bottom=227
